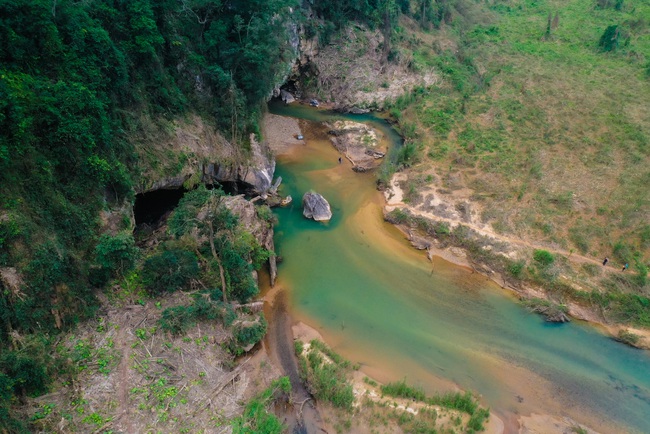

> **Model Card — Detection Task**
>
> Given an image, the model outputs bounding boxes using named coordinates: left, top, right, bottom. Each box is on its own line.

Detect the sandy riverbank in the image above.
left=291, top=320, right=598, bottom=434
left=383, top=171, right=650, bottom=350
left=260, top=111, right=609, bottom=434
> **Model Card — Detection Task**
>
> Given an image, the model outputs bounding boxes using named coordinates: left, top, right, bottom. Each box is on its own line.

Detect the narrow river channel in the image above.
left=265, top=101, right=650, bottom=433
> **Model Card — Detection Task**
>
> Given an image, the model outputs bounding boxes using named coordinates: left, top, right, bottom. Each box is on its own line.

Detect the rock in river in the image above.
left=302, top=192, right=332, bottom=222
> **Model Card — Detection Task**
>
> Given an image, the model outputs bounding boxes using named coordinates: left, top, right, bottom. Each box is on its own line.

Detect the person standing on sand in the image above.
left=603, top=257, right=609, bottom=266
left=622, top=263, right=629, bottom=271
left=338, top=157, right=342, bottom=164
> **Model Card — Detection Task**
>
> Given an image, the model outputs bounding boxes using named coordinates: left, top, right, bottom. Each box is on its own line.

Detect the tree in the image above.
left=168, top=187, right=263, bottom=303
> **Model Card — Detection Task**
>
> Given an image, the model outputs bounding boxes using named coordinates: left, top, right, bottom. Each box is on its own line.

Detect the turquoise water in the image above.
left=268, top=102, right=650, bottom=432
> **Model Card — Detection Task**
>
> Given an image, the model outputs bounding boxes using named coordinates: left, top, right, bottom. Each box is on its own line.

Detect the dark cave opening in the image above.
left=133, top=181, right=256, bottom=229
left=134, top=188, right=187, bottom=227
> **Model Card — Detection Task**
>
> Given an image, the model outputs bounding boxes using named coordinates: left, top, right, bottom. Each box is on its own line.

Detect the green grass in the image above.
left=231, top=377, right=290, bottom=434
left=380, top=380, right=490, bottom=432
left=297, top=340, right=355, bottom=409
left=394, top=0, right=649, bottom=266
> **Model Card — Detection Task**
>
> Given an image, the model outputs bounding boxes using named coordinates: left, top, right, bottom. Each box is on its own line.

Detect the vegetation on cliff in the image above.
left=0, top=0, right=297, bottom=428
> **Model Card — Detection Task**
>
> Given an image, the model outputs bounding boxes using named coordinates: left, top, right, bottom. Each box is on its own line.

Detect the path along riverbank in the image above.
left=260, top=109, right=650, bottom=433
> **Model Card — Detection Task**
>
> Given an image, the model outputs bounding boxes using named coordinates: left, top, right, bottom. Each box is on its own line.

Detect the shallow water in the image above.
left=267, top=102, right=650, bottom=433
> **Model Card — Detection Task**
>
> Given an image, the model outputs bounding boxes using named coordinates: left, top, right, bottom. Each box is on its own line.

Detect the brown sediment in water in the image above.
left=261, top=113, right=629, bottom=434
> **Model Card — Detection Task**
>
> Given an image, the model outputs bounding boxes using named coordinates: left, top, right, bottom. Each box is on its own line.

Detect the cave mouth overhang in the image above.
left=133, top=181, right=257, bottom=228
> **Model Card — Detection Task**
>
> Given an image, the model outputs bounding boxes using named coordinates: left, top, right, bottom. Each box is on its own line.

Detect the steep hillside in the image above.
left=0, top=0, right=298, bottom=430
left=373, top=0, right=650, bottom=328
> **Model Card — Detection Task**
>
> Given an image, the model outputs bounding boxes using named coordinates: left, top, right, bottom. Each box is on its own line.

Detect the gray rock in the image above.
left=281, top=89, right=295, bottom=104
left=203, top=134, right=275, bottom=194
left=349, top=107, right=369, bottom=114
left=302, top=192, right=332, bottom=222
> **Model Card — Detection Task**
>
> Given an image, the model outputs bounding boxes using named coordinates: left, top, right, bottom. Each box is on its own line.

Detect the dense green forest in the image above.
left=0, top=0, right=299, bottom=429
left=2, top=0, right=648, bottom=430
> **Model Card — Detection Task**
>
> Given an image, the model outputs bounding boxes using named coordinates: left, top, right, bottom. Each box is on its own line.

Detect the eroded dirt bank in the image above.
left=261, top=111, right=614, bottom=434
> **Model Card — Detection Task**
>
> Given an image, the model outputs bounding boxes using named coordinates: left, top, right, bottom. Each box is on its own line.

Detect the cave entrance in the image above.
left=133, top=181, right=257, bottom=232
left=134, top=188, right=187, bottom=227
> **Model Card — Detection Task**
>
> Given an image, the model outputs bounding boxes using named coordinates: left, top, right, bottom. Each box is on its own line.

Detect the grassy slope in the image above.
left=398, top=0, right=649, bottom=264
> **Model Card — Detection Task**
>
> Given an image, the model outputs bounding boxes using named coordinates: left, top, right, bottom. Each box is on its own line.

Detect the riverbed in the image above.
left=264, top=102, right=650, bottom=433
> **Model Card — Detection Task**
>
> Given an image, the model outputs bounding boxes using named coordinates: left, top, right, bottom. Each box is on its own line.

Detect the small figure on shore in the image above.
left=603, top=257, right=609, bottom=266
left=622, top=263, right=629, bottom=271
left=338, top=157, right=342, bottom=164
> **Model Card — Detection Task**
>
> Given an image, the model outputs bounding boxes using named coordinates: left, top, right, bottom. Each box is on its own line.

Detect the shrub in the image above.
left=232, top=377, right=290, bottom=434
left=158, top=296, right=225, bottom=335
left=507, top=260, right=526, bottom=278
left=616, top=329, right=641, bottom=347
left=234, top=316, right=268, bottom=348
left=298, top=340, right=354, bottom=409
left=141, top=249, right=199, bottom=294
left=94, top=232, right=138, bottom=277
left=533, top=249, right=555, bottom=266
left=381, top=380, right=426, bottom=401
left=294, top=340, right=304, bottom=356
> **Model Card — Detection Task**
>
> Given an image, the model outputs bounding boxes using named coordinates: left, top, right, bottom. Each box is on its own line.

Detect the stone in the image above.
left=281, top=89, right=295, bottom=104
left=302, top=191, right=332, bottom=222
left=326, top=120, right=386, bottom=172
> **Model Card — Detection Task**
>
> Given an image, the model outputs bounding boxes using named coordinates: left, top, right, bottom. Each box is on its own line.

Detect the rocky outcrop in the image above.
left=302, top=192, right=332, bottom=222
left=222, top=195, right=277, bottom=286
left=327, top=120, right=386, bottom=172
left=204, top=134, right=276, bottom=194
left=289, top=24, right=439, bottom=111
left=137, top=115, right=276, bottom=195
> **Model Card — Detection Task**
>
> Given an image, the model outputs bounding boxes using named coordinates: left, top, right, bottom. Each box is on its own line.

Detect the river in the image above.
left=265, top=101, right=650, bottom=433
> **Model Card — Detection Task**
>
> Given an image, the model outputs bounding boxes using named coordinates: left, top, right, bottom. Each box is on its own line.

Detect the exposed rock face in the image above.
left=302, top=192, right=332, bottom=221
left=204, top=134, right=276, bottom=195
left=326, top=120, right=385, bottom=172
left=290, top=24, right=439, bottom=111
left=137, top=116, right=275, bottom=195
left=222, top=195, right=277, bottom=286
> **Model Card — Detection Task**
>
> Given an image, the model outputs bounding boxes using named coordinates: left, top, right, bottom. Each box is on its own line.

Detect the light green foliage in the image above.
left=232, top=377, right=290, bottom=434
left=297, top=340, right=354, bottom=409
left=533, top=250, right=555, bottom=267
left=616, top=329, right=641, bottom=347
left=381, top=380, right=490, bottom=432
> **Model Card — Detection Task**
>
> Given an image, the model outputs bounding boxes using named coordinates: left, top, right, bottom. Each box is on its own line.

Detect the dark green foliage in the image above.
left=599, top=25, right=621, bottom=52
left=0, top=352, right=48, bottom=398
left=234, top=317, right=268, bottom=348
left=169, top=186, right=268, bottom=303
left=158, top=296, right=226, bottom=335
left=596, top=0, right=624, bottom=10
left=231, top=377, right=290, bottom=434
left=94, top=232, right=139, bottom=278
left=141, top=249, right=199, bottom=294
left=533, top=249, right=555, bottom=266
